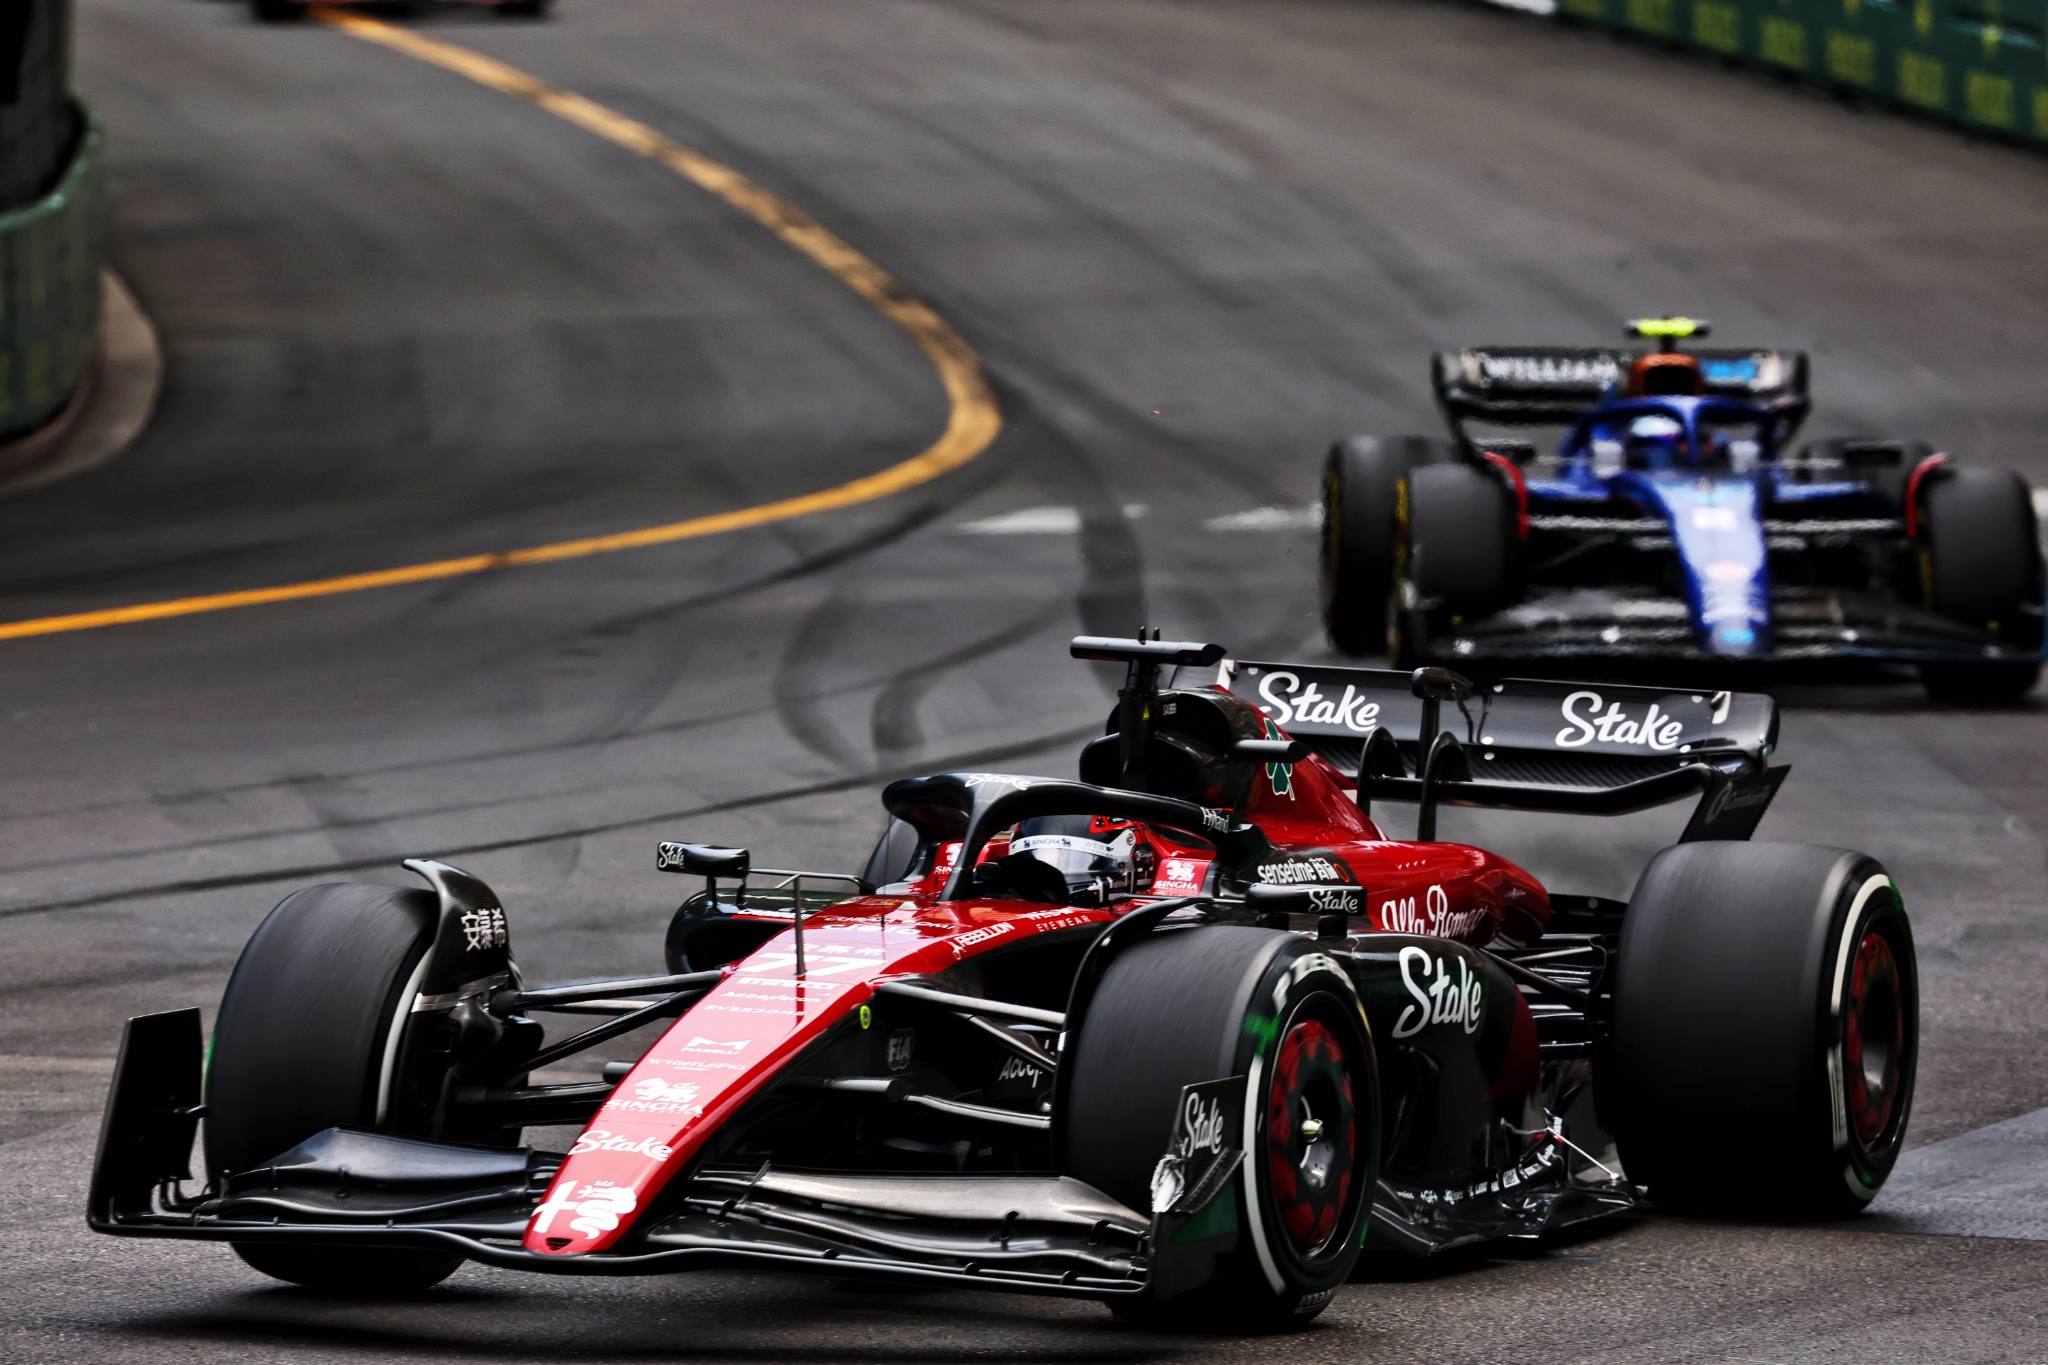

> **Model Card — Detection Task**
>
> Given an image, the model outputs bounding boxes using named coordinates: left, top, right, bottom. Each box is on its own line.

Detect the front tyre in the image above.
left=208, top=883, right=463, bottom=1293
left=1609, top=843, right=1917, bottom=1219
left=1066, top=927, right=1377, bottom=1332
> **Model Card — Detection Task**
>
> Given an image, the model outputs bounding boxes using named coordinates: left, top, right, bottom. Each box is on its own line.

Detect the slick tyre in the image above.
left=208, top=883, right=462, bottom=1293
left=1392, top=462, right=1518, bottom=665
left=1610, top=843, right=1917, bottom=1219
left=1066, top=927, right=1377, bottom=1332
left=1322, top=436, right=1454, bottom=656
left=1917, top=466, right=2043, bottom=703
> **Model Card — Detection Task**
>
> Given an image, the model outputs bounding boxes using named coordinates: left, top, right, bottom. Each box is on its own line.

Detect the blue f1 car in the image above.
left=1320, top=319, right=2044, bottom=702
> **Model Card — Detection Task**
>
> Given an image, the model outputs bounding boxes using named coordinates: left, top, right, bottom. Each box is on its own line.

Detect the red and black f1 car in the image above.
left=90, top=637, right=1917, bottom=1330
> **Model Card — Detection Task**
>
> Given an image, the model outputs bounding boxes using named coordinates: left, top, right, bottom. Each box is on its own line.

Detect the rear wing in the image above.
left=1431, top=346, right=1810, bottom=434
left=1218, top=660, right=1787, bottom=842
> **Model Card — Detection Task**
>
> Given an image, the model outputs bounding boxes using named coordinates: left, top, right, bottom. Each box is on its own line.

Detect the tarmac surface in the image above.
left=4, top=0, right=2048, bottom=1358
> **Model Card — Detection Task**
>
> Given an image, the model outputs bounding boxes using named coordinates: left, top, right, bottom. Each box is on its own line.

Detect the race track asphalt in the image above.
left=4, top=0, right=2048, bottom=1358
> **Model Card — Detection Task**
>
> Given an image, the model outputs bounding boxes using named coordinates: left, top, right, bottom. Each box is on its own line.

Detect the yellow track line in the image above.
left=0, top=12, right=999, bottom=643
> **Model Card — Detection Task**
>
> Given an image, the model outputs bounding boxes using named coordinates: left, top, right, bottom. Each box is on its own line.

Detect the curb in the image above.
left=0, top=270, right=161, bottom=500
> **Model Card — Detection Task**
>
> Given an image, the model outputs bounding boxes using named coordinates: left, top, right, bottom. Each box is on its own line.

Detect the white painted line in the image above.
left=2030, top=486, right=2048, bottom=518
left=955, top=505, right=1147, bottom=535
left=1870, top=1105, right=2048, bottom=1241
left=1204, top=505, right=1321, bottom=532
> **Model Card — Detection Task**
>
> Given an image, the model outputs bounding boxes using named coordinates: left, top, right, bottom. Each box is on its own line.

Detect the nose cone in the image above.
left=1639, top=476, right=1771, bottom=655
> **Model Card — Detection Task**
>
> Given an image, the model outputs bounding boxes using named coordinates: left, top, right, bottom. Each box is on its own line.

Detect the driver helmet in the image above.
left=1623, top=413, right=1688, bottom=467
left=1009, top=815, right=1147, bottom=906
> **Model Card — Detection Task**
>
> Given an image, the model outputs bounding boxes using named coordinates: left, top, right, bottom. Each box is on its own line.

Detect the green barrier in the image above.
left=0, top=106, right=104, bottom=443
left=1555, top=0, right=2048, bottom=144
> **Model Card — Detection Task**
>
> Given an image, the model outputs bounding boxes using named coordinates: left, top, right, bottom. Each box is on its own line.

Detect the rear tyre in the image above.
left=1390, top=462, right=1517, bottom=666
left=1917, top=466, right=2043, bottom=703
left=1610, top=842, right=1917, bottom=1219
left=1066, top=927, right=1376, bottom=1332
left=1321, top=436, right=1453, bottom=655
left=208, top=883, right=463, bottom=1293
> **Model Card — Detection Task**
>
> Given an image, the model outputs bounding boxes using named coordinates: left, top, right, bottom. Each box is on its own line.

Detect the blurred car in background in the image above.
left=1321, top=318, right=2043, bottom=702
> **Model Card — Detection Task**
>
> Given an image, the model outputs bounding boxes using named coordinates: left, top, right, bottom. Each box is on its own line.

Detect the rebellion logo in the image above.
left=1555, top=690, right=1686, bottom=752
left=1392, top=947, right=1485, bottom=1040
left=1254, top=670, right=1381, bottom=734
left=949, top=923, right=1013, bottom=958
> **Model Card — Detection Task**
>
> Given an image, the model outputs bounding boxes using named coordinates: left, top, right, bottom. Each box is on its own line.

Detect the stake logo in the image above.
left=1176, top=1089, right=1229, bottom=1157
left=1254, top=670, right=1381, bottom=734
left=1554, top=690, right=1685, bottom=751
left=568, top=1129, right=674, bottom=1161
left=1392, top=947, right=1485, bottom=1040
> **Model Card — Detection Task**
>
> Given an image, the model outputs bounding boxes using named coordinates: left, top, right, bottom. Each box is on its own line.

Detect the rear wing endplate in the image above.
left=1214, top=660, right=1787, bottom=842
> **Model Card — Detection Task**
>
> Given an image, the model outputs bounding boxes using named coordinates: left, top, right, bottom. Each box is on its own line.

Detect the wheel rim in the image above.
left=1264, top=1014, right=1357, bottom=1258
left=1844, top=929, right=1904, bottom=1147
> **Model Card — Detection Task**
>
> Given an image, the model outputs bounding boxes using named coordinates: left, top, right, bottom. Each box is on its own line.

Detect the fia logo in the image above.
left=887, top=1029, right=916, bottom=1073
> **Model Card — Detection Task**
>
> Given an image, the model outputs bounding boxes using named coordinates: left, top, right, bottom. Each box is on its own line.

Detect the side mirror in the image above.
left=1245, top=882, right=1364, bottom=937
left=656, top=843, right=750, bottom=878
left=1230, top=738, right=1310, bottom=766
left=1409, top=667, right=1476, bottom=703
